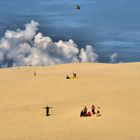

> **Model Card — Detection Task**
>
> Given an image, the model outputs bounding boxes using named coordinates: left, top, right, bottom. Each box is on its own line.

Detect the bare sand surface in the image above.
left=0, top=63, right=140, bottom=140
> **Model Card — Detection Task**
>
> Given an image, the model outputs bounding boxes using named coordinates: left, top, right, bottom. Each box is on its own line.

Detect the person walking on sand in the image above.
left=91, top=104, right=95, bottom=114
left=34, top=72, right=36, bottom=76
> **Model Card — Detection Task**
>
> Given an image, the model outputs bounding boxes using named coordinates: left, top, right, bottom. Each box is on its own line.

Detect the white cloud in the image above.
left=0, top=21, right=98, bottom=67
left=79, top=45, right=98, bottom=62
left=109, top=52, right=118, bottom=63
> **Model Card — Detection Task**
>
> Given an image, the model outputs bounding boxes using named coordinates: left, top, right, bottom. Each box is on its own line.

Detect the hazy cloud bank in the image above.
left=0, top=21, right=120, bottom=67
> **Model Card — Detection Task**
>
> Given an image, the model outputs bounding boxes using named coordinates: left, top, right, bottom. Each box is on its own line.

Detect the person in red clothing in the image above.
left=86, top=111, right=91, bottom=117
left=91, top=104, right=95, bottom=114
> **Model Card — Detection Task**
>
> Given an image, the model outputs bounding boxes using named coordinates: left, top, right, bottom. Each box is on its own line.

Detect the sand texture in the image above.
left=0, top=63, right=140, bottom=140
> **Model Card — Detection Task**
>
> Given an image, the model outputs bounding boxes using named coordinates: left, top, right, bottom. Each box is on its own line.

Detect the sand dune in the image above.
left=0, top=63, right=140, bottom=140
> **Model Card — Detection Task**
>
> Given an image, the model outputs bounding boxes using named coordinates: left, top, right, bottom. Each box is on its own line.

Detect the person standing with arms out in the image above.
left=44, top=106, right=53, bottom=116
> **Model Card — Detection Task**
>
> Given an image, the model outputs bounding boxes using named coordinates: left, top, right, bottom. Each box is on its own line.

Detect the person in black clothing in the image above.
left=83, top=106, right=87, bottom=116
left=44, top=106, right=53, bottom=116
left=66, top=75, right=70, bottom=79
left=80, top=110, right=84, bottom=117
left=91, top=104, right=96, bottom=114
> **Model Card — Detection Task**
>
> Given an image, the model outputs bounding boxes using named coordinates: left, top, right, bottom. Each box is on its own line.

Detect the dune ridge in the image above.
left=0, top=62, right=140, bottom=140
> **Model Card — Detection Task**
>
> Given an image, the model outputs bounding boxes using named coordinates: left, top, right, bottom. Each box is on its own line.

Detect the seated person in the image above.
left=73, top=73, right=78, bottom=79
left=96, top=106, right=101, bottom=117
left=66, top=75, right=70, bottom=79
left=83, top=106, right=87, bottom=116
left=86, top=111, right=91, bottom=117
left=80, top=110, right=84, bottom=117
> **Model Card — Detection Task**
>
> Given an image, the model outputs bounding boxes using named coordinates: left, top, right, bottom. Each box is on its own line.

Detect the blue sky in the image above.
left=0, top=0, right=140, bottom=64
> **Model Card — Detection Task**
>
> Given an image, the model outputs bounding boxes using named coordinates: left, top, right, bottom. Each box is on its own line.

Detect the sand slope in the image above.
left=0, top=63, right=140, bottom=140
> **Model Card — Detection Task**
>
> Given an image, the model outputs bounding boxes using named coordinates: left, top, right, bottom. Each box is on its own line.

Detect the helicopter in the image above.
left=75, top=4, right=80, bottom=10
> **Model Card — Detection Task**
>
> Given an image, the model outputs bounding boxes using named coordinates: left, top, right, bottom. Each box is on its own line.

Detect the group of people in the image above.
left=44, top=104, right=101, bottom=117
left=80, top=105, right=101, bottom=117
left=66, top=72, right=78, bottom=79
